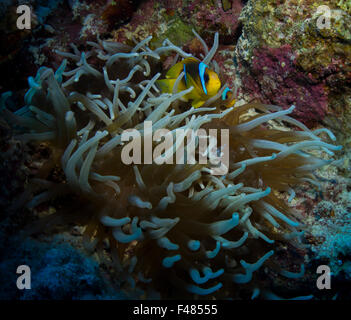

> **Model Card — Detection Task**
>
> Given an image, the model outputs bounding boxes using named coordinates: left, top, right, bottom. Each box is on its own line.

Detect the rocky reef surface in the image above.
left=235, top=0, right=351, bottom=129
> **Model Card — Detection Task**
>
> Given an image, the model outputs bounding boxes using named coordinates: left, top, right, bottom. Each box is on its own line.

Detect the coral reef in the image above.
left=0, top=236, right=126, bottom=300
left=102, top=0, right=143, bottom=31
left=239, top=45, right=328, bottom=127
left=235, top=0, right=351, bottom=129
left=112, top=0, right=244, bottom=45
left=0, top=29, right=342, bottom=299
left=0, top=122, right=29, bottom=217
left=303, top=174, right=351, bottom=299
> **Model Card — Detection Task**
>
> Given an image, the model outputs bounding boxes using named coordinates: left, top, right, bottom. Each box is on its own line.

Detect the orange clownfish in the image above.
left=156, top=57, right=221, bottom=108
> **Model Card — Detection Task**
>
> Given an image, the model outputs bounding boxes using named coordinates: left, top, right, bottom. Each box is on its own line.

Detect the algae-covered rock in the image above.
left=235, top=0, right=351, bottom=131
left=113, top=0, right=243, bottom=47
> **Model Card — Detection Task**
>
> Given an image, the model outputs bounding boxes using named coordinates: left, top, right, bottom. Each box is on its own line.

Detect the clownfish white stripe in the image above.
left=183, top=64, right=187, bottom=85
left=199, top=62, right=208, bottom=95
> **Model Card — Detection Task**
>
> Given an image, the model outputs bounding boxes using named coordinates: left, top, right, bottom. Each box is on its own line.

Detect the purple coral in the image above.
left=241, top=45, right=329, bottom=126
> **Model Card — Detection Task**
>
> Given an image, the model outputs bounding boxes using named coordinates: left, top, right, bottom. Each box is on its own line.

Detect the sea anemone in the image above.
left=0, top=31, right=342, bottom=299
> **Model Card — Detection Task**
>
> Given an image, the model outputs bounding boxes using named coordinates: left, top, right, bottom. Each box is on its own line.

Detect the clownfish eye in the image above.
left=204, top=73, right=209, bottom=83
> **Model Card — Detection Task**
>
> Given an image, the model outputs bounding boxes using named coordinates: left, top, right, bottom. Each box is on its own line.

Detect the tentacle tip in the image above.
left=232, top=212, right=240, bottom=221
